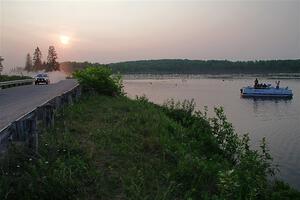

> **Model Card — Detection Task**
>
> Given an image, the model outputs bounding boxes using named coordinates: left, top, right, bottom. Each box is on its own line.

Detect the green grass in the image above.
left=1, top=95, right=299, bottom=199
left=0, top=75, right=32, bottom=82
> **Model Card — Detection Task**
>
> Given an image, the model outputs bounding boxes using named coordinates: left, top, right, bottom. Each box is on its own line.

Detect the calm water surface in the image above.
left=124, top=77, right=300, bottom=189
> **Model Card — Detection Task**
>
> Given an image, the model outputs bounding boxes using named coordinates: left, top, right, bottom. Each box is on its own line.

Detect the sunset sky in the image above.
left=0, top=0, right=300, bottom=70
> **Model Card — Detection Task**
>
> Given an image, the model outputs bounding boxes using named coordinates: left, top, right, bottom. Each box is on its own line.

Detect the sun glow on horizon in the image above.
left=60, top=35, right=70, bottom=45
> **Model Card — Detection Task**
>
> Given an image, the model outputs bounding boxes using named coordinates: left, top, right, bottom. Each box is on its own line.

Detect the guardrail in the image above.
left=0, top=84, right=81, bottom=154
left=0, top=79, right=35, bottom=89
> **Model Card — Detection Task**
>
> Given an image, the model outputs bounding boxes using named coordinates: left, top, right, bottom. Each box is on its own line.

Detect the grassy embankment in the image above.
left=1, top=95, right=300, bottom=199
left=1, top=66, right=299, bottom=199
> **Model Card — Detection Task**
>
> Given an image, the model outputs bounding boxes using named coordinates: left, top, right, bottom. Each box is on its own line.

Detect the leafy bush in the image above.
left=161, top=98, right=296, bottom=199
left=164, top=99, right=299, bottom=199
left=73, top=66, right=123, bottom=96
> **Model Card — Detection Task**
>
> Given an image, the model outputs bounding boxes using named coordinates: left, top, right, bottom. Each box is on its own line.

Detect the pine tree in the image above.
left=25, top=53, right=33, bottom=71
left=46, top=46, right=59, bottom=71
left=0, top=56, right=3, bottom=74
left=33, top=47, right=43, bottom=71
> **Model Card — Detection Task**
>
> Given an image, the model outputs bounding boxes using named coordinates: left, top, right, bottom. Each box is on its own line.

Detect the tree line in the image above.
left=59, top=59, right=300, bottom=75
left=2, top=56, right=300, bottom=75
left=25, top=46, right=60, bottom=72
left=109, top=59, right=300, bottom=74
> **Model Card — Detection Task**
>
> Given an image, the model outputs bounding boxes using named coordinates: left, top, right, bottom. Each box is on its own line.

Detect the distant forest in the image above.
left=60, top=59, right=300, bottom=75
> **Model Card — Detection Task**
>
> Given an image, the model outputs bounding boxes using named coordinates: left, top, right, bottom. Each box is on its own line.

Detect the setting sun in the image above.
left=60, top=35, right=70, bottom=45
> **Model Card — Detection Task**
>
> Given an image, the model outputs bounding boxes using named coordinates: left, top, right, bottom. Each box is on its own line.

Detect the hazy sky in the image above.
left=1, top=0, right=300, bottom=70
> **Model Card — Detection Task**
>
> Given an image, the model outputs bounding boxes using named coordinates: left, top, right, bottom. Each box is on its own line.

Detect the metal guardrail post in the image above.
left=0, top=127, right=12, bottom=154
left=44, top=103, right=54, bottom=128
left=28, top=111, right=38, bottom=152
left=10, top=111, right=36, bottom=147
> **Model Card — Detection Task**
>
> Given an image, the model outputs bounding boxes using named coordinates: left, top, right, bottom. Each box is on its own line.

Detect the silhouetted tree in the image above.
left=46, top=46, right=59, bottom=71
left=0, top=56, right=3, bottom=74
left=33, top=47, right=43, bottom=71
left=24, top=53, right=33, bottom=71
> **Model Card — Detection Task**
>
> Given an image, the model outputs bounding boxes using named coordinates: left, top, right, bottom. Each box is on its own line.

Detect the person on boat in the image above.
left=276, top=81, right=280, bottom=89
left=263, top=83, right=267, bottom=88
left=254, top=78, right=259, bottom=88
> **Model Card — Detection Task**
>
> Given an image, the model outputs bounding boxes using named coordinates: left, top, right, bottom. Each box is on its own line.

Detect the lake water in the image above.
left=124, top=77, right=300, bottom=190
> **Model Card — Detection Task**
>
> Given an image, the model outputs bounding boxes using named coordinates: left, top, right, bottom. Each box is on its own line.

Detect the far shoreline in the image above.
left=122, top=73, right=300, bottom=80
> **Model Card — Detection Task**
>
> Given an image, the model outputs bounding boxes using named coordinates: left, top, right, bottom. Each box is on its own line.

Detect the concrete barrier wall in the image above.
left=0, top=85, right=81, bottom=154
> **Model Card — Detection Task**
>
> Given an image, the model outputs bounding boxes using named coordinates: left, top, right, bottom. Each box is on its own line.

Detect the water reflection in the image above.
left=242, top=96, right=293, bottom=102
left=243, top=97, right=293, bottom=115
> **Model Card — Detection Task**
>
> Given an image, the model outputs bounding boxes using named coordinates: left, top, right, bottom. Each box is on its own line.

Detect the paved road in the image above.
left=0, top=79, right=78, bottom=130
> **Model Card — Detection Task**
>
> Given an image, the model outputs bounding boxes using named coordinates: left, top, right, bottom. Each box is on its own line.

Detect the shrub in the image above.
left=161, top=99, right=294, bottom=199
left=73, top=66, right=123, bottom=96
